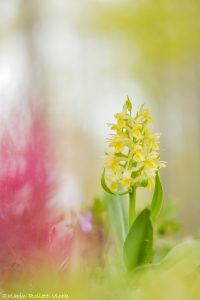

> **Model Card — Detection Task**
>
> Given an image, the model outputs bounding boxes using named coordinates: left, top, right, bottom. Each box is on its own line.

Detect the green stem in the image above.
left=129, top=186, right=136, bottom=228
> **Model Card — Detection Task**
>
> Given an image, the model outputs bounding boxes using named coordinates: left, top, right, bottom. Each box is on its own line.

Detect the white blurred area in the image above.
left=0, top=0, right=144, bottom=210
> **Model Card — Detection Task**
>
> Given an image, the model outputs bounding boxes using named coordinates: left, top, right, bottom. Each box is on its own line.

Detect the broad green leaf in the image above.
left=159, top=240, right=200, bottom=275
left=133, top=240, right=200, bottom=278
left=101, top=169, right=129, bottom=196
left=123, top=208, right=153, bottom=271
left=107, top=194, right=128, bottom=253
left=150, top=172, right=163, bottom=222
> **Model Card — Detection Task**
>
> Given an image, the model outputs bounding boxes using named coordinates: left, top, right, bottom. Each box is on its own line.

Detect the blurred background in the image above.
left=0, top=0, right=199, bottom=235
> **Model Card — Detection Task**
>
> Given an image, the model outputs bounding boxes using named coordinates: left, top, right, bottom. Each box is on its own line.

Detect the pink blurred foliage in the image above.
left=0, top=109, right=73, bottom=278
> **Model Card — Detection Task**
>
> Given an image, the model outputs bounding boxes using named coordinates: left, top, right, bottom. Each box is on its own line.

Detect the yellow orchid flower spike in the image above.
left=103, top=97, right=166, bottom=194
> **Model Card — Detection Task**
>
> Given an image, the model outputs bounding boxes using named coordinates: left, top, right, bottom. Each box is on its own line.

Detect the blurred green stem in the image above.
left=129, top=186, right=136, bottom=228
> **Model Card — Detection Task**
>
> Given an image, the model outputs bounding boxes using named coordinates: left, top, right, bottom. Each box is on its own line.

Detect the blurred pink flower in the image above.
left=80, top=212, right=93, bottom=233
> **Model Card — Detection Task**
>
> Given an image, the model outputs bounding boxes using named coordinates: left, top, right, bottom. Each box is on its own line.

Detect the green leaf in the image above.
left=101, top=169, right=129, bottom=196
left=126, top=96, right=132, bottom=114
left=123, top=208, right=153, bottom=271
left=159, top=240, right=200, bottom=274
left=150, top=172, right=163, bottom=222
left=107, top=194, right=128, bottom=253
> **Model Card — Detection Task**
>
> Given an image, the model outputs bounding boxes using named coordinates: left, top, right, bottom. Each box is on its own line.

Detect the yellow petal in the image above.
left=145, top=159, right=157, bottom=169
left=117, top=118, right=126, bottom=128
left=134, top=150, right=145, bottom=162
left=110, top=182, right=118, bottom=191
left=121, top=178, right=131, bottom=188
left=147, top=177, right=155, bottom=190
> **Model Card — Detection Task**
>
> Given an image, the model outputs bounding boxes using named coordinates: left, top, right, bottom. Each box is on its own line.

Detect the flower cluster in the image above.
left=104, top=98, right=166, bottom=192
